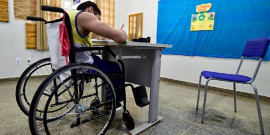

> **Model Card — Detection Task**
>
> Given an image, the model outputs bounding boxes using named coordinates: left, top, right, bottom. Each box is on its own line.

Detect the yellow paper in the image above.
left=191, top=12, right=215, bottom=31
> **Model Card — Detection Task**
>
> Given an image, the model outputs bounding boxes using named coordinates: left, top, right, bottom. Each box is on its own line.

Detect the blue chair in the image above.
left=196, top=37, right=269, bottom=135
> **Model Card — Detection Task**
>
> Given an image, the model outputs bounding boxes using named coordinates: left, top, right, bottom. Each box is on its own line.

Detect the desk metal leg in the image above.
left=149, top=49, right=162, bottom=123
left=128, top=49, right=163, bottom=135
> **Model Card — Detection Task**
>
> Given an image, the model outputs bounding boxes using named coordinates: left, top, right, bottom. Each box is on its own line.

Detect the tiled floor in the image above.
left=0, top=80, right=269, bottom=135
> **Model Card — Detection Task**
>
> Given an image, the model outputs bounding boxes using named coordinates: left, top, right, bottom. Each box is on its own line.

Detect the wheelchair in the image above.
left=17, top=6, right=150, bottom=135
left=16, top=57, right=52, bottom=118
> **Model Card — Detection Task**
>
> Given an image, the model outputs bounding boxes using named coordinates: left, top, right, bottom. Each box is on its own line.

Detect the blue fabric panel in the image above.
left=201, top=71, right=252, bottom=83
left=243, top=37, right=269, bottom=58
left=157, top=0, right=270, bottom=60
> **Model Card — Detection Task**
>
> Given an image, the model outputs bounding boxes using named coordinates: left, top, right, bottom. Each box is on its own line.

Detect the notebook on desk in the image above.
left=92, top=40, right=148, bottom=44
left=91, top=40, right=171, bottom=48
left=92, top=39, right=130, bottom=45
left=92, top=39, right=115, bottom=45
left=92, top=39, right=109, bottom=43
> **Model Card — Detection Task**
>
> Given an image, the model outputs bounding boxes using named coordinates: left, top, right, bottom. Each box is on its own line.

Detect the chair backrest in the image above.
left=242, top=37, right=269, bottom=58
left=237, top=37, right=270, bottom=83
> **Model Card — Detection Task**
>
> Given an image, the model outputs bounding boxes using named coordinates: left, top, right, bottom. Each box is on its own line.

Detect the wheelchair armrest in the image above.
left=41, top=5, right=64, bottom=13
left=73, top=46, right=125, bottom=83
left=73, top=47, right=117, bottom=60
left=27, top=16, right=47, bottom=23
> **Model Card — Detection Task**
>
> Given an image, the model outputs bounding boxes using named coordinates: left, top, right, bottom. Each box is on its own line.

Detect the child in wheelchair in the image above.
left=23, top=1, right=150, bottom=134
left=70, top=1, right=150, bottom=107
left=70, top=1, right=127, bottom=106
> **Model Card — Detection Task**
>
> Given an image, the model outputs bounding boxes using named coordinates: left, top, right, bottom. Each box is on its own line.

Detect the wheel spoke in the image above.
left=30, top=65, right=116, bottom=135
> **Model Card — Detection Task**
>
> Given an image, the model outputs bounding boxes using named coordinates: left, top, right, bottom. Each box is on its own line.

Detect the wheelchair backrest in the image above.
left=31, top=6, right=76, bottom=70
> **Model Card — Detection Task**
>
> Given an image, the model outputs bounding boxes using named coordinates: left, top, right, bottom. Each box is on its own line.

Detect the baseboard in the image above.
left=0, top=75, right=48, bottom=83
left=160, top=77, right=270, bottom=102
left=0, top=77, right=20, bottom=82
left=1, top=76, right=269, bottom=102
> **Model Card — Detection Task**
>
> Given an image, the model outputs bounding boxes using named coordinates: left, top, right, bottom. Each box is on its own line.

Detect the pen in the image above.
left=121, top=24, right=124, bottom=29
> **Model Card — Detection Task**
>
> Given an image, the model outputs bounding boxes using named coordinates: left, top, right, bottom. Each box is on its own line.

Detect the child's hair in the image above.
left=76, top=1, right=101, bottom=15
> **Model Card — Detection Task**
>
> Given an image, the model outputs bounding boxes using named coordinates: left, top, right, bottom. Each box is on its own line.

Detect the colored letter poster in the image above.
left=0, top=0, right=9, bottom=22
left=191, top=3, right=215, bottom=31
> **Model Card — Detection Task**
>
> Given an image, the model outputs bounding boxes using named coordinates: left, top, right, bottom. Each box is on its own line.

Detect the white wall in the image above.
left=0, top=0, right=120, bottom=80
left=117, top=0, right=270, bottom=97
left=118, top=0, right=158, bottom=43
left=0, top=0, right=49, bottom=79
left=1, top=0, right=269, bottom=97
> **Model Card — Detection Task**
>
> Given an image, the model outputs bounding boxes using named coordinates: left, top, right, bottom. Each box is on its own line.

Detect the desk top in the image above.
left=92, top=40, right=172, bottom=48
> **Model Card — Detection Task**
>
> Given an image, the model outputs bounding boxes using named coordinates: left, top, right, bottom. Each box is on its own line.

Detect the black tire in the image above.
left=29, top=63, right=116, bottom=135
left=90, top=97, right=101, bottom=112
left=16, top=57, right=52, bottom=117
left=123, top=110, right=135, bottom=130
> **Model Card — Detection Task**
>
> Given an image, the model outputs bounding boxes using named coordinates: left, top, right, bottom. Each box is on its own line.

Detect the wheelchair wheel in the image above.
left=29, top=64, right=116, bottom=135
left=16, top=57, right=52, bottom=117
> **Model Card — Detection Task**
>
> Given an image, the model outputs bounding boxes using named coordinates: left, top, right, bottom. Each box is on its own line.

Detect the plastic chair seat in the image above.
left=201, top=71, right=252, bottom=83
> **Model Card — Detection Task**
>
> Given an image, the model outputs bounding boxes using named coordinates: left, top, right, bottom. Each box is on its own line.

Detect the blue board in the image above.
left=157, top=0, right=270, bottom=60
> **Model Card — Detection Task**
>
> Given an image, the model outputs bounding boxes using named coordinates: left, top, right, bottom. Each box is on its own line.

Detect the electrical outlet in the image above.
left=15, top=58, right=21, bottom=66
left=27, top=58, right=32, bottom=65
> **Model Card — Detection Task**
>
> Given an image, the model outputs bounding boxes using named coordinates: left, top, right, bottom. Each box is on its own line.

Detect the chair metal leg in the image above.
left=250, top=84, right=264, bottom=135
left=201, top=79, right=211, bottom=123
left=196, top=75, right=203, bottom=110
left=233, top=82, right=237, bottom=113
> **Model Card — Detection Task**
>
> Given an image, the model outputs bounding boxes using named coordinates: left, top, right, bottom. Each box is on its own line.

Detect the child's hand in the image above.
left=114, top=29, right=128, bottom=44
left=121, top=40, right=127, bottom=45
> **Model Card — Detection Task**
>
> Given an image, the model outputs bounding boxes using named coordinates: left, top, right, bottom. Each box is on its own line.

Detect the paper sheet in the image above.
left=191, top=12, right=215, bottom=31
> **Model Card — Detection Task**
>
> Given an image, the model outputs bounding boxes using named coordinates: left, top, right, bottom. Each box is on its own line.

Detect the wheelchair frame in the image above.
left=22, top=5, right=147, bottom=135
left=41, top=5, right=132, bottom=114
